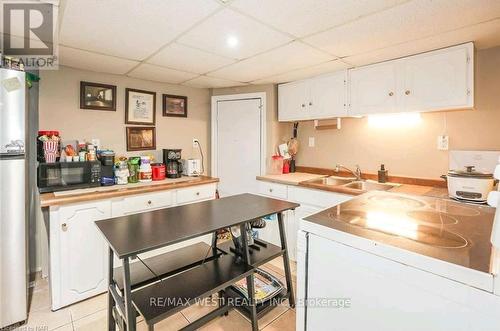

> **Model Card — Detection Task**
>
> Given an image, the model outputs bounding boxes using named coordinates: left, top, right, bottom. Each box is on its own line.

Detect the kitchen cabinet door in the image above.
left=349, top=61, right=398, bottom=115
left=309, top=71, right=347, bottom=119
left=55, top=201, right=111, bottom=309
left=402, top=44, right=473, bottom=112
left=278, top=80, right=310, bottom=121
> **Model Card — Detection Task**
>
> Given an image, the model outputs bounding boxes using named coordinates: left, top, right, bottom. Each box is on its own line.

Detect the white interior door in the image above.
left=215, top=98, right=263, bottom=197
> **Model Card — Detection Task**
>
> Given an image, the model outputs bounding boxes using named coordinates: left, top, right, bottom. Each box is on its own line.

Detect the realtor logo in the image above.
left=1, top=1, right=59, bottom=69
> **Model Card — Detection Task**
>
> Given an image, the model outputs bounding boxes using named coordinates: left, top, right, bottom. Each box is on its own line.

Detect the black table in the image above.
left=96, top=193, right=299, bottom=331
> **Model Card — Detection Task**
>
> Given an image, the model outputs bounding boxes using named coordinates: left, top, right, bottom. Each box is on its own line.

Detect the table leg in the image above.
left=107, top=247, right=116, bottom=331
left=240, top=223, right=258, bottom=331
left=122, top=257, right=136, bottom=331
left=277, top=212, right=295, bottom=307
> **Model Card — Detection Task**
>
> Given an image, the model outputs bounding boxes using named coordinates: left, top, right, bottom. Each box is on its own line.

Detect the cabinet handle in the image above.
left=405, top=90, right=411, bottom=95
left=269, top=188, right=273, bottom=193
left=309, top=102, right=313, bottom=106
left=301, top=104, right=306, bottom=108
left=61, top=223, right=68, bottom=231
left=147, top=200, right=152, bottom=205
left=388, top=92, right=394, bottom=96
left=196, top=192, right=200, bottom=196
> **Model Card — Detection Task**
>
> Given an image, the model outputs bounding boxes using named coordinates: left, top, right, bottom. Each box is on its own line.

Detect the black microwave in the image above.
left=37, top=161, right=101, bottom=193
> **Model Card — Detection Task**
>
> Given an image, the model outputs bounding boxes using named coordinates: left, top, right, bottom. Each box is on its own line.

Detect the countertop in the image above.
left=303, top=190, right=496, bottom=277
left=40, top=176, right=219, bottom=207
left=257, top=172, right=449, bottom=198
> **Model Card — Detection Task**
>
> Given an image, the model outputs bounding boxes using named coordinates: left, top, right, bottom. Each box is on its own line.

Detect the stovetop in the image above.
left=304, top=191, right=496, bottom=274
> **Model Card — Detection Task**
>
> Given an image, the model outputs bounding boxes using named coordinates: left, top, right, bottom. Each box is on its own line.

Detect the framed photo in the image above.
left=80, top=81, right=116, bottom=111
left=126, top=127, right=156, bottom=151
left=163, top=94, right=187, bottom=117
left=125, top=88, right=156, bottom=125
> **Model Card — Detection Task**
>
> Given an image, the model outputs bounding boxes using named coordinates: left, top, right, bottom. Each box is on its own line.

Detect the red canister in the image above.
left=151, top=163, right=166, bottom=181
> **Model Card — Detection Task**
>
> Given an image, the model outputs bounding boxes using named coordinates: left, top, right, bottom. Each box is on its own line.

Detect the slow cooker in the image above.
left=445, top=166, right=496, bottom=203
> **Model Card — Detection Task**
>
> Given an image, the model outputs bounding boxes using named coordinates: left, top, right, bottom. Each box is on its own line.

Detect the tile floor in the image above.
left=14, top=258, right=297, bottom=331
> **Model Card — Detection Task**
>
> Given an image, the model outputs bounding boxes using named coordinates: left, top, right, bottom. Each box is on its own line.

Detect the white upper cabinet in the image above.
left=278, top=80, right=310, bottom=121
left=349, top=61, right=398, bottom=115
left=278, top=70, right=347, bottom=122
left=349, top=43, right=474, bottom=116
left=309, top=71, right=347, bottom=119
left=401, top=45, right=472, bottom=112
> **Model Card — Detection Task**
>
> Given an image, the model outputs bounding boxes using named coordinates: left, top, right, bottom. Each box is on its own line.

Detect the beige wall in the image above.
left=39, top=66, right=211, bottom=171
left=292, top=46, right=500, bottom=179
left=211, top=84, right=291, bottom=171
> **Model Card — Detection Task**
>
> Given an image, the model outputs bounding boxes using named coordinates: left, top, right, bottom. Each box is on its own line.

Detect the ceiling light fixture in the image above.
left=226, top=35, right=239, bottom=48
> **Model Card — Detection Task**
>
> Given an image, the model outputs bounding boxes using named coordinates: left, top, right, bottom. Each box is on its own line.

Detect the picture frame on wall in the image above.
left=126, top=126, right=156, bottom=151
left=125, top=88, right=156, bottom=125
left=162, top=94, right=187, bottom=118
left=80, top=81, right=116, bottom=111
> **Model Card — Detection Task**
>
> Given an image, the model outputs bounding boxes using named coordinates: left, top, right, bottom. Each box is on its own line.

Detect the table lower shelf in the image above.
left=131, top=253, right=254, bottom=324
left=217, top=238, right=284, bottom=267
left=223, top=286, right=289, bottom=319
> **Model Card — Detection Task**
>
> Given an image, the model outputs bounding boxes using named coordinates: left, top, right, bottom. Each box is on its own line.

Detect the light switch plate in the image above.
left=308, top=137, right=315, bottom=147
left=437, top=135, right=449, bottom=150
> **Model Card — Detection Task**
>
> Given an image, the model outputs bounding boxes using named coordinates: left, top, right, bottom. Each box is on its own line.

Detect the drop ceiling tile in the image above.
left=60, top=0, right=220, bottom=60
left=59, top=46, right=140, bottom=75
left=182, top=76, right=247, bottom=88
left=177, top=8, right=292, bottom=60
left=147, top=43, right=235, bottom=74
left=209, top=41, right=334, bottom=82
left=345, top=18, right=500, bottom=66
left=304, top=0, right=500, bottom=57
left=128, top=64, right=198, bottom=84
left=252, top=60, right=350, bottom=84
left=231, top=0, right=406, bottom=38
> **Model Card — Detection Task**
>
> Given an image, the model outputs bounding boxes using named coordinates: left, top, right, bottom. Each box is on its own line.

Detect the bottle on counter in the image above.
left=115, top=157, right=129, bottom=185
left=139, top=156, right=153, bottom=182
left=378, top=164, right=388, bottom=183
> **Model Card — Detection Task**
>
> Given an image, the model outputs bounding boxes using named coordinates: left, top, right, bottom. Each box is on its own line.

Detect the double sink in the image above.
left=305, top=176, right=397, bottom=192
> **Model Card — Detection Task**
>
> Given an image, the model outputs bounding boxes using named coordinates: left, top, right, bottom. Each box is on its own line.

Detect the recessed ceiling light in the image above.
left=226, top=35, right=239, bottom=48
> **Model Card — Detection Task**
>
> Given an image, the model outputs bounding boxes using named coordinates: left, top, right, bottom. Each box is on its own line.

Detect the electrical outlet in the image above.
left=437, top=135, right=449, bottom=150
left=308, top=137, right=315, bottom=147
left=193, top=138, right=199, bottom=147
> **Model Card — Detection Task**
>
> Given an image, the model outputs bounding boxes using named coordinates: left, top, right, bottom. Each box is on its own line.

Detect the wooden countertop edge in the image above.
left=40, top=176, right=219, bottom=208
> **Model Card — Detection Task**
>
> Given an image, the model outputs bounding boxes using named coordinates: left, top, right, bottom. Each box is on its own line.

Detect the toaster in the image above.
left=182, top=159, right=202, bottom=177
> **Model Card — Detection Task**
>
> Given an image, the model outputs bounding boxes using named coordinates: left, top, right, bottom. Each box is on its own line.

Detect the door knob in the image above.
left=196, top=192, right=200, bottom=196
left=61, top=223, right=68, bottom=231
left=405, top=90, right=411, bottom=95
left=309, top=102, right=313, bottom=106
left=301, top=104, right=306, bottom=108
left=147, top=200, right=152, bottom=205
left=388, top=92, right=394, bottom=96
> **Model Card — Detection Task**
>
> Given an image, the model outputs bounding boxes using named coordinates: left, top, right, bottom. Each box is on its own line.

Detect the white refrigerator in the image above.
left=0, top=68, right=28, bottom=328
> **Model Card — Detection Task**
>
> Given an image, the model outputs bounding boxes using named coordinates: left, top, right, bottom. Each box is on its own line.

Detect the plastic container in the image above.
left=127, top=157, right=140, bottom=183
left=269, top=155, right=284, bottom=175
left=139, top=156, right=152, bottom=182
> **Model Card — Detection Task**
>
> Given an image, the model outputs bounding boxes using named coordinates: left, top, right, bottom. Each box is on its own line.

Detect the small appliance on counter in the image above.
left=163, top=149, right=183, bottom=178
left=444, top=151, right=500, bottom=203
left=98, top=151, right=115, bottom=186
left=182, top=158, right=201, bottom=177
left=151, top=163, right=166, bottom=181
left=37, top=161, right=101, bottom=193
left=445, top=166, right=495, bottom=203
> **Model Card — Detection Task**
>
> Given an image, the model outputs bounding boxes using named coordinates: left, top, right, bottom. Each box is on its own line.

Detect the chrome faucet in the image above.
left=335, top=164, right=362, bottom=181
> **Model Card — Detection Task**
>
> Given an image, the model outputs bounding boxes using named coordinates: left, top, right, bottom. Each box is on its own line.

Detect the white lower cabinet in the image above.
left=49, top=183, right=216, bottom=310
left=49, top=200, right=111, bottom=310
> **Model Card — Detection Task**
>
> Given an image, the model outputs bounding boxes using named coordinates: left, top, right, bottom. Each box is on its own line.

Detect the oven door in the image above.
left=38, top=162, right=93, bottom=192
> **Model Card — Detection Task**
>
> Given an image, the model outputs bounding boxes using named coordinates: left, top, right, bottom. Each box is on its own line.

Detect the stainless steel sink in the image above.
left=307, top=176, right=355, bottom=186
left=343, top=181, right=394, bottom=191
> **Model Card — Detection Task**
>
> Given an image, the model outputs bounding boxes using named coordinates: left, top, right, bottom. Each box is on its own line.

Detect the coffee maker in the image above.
left=163, top=149, right=183, bottom=178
